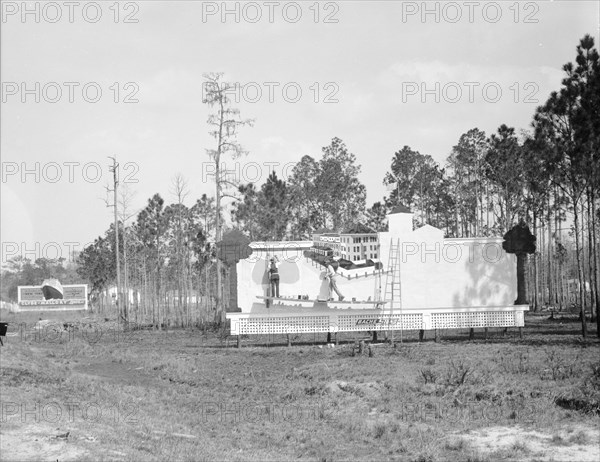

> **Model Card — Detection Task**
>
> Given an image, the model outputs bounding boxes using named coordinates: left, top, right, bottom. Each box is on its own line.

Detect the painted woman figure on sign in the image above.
left=317, top=267, right=330, bottom=302
left=326, top=257, right=344, bottom=302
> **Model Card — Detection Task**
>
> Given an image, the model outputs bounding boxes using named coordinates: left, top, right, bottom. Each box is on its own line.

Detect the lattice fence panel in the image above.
left=236, top=316, right=331, bottom=335
left=337, top=314, right=423, bottom=332
left=431, top=311, right=516, bottom=329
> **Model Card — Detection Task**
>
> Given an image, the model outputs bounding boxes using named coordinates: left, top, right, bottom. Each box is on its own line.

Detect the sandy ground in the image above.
left=0, top=423, right=91, bottom=462
left=1, top=315, right=598, bottom=461
left=2, top=421, right=598, bottom=462
left=459, top=424, right=600, bottom=461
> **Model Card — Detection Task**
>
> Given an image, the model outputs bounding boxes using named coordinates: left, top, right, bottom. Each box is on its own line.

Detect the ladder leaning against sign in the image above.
left=384, top=238, right=402, bottom=344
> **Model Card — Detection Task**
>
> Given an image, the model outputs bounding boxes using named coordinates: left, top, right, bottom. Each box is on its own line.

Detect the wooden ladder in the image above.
left=384, top=238, right=402, bottom=343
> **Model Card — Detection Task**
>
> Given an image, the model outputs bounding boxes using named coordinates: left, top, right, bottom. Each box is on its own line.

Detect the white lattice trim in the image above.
left=228, top=306, right=528, bottom=335
left=232, top=316, right=331, bottom=335
left=337, top=314, right=423, bottom=331
left=431, top=311, right=518, bottom=329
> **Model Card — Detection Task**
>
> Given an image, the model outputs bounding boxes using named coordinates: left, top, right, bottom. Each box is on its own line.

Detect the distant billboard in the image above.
left=319, top=235, right=340, bottom=243
left=18, top=284, right=88, bottom=311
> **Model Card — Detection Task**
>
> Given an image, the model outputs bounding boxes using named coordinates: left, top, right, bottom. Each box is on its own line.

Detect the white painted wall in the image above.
left=236, top=211, right=517, bottom=313
left=236, top=249, right=381, bottom=313
left=380, top=212, right=516, bottom=309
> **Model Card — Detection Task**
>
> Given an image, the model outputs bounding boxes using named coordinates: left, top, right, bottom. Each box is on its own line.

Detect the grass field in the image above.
left=0, top=310, right=599, bottom=461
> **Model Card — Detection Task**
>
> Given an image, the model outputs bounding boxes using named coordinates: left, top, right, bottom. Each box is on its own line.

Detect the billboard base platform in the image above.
left=227, top=305, right=529, bottom=336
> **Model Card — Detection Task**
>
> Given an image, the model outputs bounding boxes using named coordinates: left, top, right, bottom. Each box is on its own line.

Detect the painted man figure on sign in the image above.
left=326, top=257, right=344, bottom=302
left=269, top=256, right=280, bottom=299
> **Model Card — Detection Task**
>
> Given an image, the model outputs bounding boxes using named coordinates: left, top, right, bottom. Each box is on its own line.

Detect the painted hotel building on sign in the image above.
left=312, top=228, right=380, bottom=262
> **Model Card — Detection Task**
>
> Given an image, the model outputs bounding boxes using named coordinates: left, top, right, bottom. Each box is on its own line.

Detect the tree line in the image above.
left=233, top=35, right=599, bottom=337
left=1, top=36, right=597, bottom=336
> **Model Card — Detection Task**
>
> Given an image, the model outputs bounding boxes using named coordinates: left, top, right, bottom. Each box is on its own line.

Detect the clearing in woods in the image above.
left=0, top=311, right=598, bottom=461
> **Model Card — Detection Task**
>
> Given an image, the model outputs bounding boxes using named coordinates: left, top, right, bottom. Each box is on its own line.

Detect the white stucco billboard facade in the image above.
left=227, top=209, right=527, bottom=336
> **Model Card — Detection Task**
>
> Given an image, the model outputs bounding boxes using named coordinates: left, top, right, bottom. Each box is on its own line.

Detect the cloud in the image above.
left=138, top=68, right=201, bottom=107
left=0, top=184, right=35, bottom=251
left=378, top=60, right=564, bottom=105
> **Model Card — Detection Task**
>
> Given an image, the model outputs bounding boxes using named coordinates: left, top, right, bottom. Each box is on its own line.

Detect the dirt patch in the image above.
left=459, top=424, right=600, bottom=461
left=324, top=380, right=383, bottom=398
left=72, top=361, right=157, bottom=387
left=0, top=424, right=90, bottom=462
left=0, top=367, right=61, bottom=387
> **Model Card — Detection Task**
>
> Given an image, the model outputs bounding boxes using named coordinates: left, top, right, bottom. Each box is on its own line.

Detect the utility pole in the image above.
left=106, top=156, right=121, bottom=325
left=420, top=180, right=424, bottom=225
left=119, top=188, right=138, bottom=326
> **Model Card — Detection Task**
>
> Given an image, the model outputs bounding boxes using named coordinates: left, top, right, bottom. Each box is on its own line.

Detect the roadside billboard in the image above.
left=18, top=285, right=88, bottom=311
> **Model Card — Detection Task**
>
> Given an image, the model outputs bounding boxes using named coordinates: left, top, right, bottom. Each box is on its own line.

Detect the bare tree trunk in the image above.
left=587, top=191, right=597, bottom=322
left=558, top=260, right=564, bottom=311
left=592, top=193, right=600, bottom=337
left=547, top=196, right=554, bottom=307
left=156, top=270, right=162, bottom=331
left=479, top=180, right=485, bottom=236
left=189, top=256, right=194, bottom=328
left=573, top=197, right=587, bottom=338
left=215, top=152, right=223, bottom=325
left=486, top=184, right=491, bottom=233
left=555, top=188, right=565, bottom=311
left=532, top=213, right=539, bottom=311
left=143, top=257, right=148, bottom=325
left=454, top=180, right=460, bottom=237
left=123, top=228, right=129, bottom=322
left=151, top=270, right=156, bottom=328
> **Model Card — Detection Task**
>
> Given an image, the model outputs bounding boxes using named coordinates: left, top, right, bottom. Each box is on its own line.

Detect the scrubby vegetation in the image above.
left=1, top=311, right=598, bottom=461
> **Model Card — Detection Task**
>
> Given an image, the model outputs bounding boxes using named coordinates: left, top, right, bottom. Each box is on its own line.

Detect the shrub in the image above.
left=541, top=349, right=582, bottom=380
left=443, top=360, right=473, bottom=389
left=419, top=367, right=438, bottom=384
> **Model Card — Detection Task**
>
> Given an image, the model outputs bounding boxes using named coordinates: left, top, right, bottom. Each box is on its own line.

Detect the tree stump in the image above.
left=419, top=329, right=425, bottom=342
left=469, top=328, right=474, bottom=340
left=372, top=331, right=378, bottom=343
left=484, top=327, right=489, bottom=340
left=327, top=332, right=332, bottom=344
left=287, top=333, right=291, bottom=347
left=434, top=329, right=440, bottom=343
left=519, top=327, right=523, bottom=339
left=237, top=335, right=241, bottom=349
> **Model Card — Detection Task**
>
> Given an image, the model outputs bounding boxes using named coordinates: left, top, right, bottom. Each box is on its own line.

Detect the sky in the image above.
left=1, top=0, right=599, bottom=266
